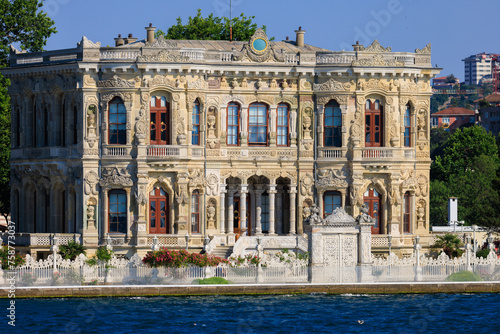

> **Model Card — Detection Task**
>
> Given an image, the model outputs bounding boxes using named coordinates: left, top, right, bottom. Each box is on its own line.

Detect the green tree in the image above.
left=156, top=8, right=269, bottom=41
left=0, top=0, right=56, bottom=221
left=445, top=74, right=456, bottom=84
left=432, top=234, right=463, bottom=258
left=430, top=127, right=451, bottom=161
left=429, top=180, right=450, bottom=226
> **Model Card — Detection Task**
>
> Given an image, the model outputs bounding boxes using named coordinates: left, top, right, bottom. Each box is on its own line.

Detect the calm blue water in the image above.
left=4, top=293, right=499, bottom=333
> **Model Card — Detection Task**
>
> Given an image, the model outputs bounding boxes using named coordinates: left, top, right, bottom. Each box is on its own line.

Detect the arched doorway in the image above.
left=363, top=187, right=382, bottom=234
left=149, top=187, right=169, bottom=234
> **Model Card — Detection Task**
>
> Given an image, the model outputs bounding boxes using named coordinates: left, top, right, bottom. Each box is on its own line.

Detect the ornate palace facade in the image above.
left=3, top=26, right=439, bottom=257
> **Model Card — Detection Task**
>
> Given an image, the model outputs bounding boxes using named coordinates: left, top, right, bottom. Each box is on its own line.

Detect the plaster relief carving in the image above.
left=300, top=173, right=314, bottom=196
left=99, top=167, right=133, bottom=187
left=206, top=172, right=219, bottom=196
left=316, top=168, right=348, bottom=190
left=137, top=50, right=189, bottom=62
left=97, top=75, right=135, bottom=88
left=84, top=171, right=99, bottom=195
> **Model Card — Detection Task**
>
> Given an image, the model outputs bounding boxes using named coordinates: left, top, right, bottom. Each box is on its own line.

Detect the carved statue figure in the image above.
left=309, top=204, right=322, bottom=225
left=356, top=204, right=376, bottom=224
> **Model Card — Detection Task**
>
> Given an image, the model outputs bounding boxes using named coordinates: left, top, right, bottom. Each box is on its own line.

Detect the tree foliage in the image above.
left=156, top=9, right=269, bottom=41
left=0, top=0, right=56, bottom=220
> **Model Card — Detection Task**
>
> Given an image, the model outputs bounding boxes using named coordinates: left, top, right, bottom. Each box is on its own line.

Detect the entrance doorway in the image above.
left=233, top=197, right=251, bottom=238
left=363, top=188, right=381, bottom=234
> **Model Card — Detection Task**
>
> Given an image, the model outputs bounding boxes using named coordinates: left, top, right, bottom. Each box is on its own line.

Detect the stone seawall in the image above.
left=2, top=282, right=500, bottom=298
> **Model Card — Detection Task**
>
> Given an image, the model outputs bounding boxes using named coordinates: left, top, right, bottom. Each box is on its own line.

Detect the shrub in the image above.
left=229, top=254, right=263, bottom=267
left=86, top=246, right=114, bottom=266
left=476, top=249, right=490, bottom=258
left=20, top=272, right=37, bottom=286
left=0, top=246, right=25, bottom=269
left=195, top=277, right=229, bottom=284
left=445, top=271, right=482, bottom=282
left=142, top=248, right=228, bottom=268
left=58, top=241, right=86, bottom=260
left=432, top=234, right=463, bottom=258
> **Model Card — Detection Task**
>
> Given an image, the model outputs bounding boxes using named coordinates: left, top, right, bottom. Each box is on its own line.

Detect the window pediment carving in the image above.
left=316, top=168, right=348, bottom=190
left=97, top=75, right=135, bottom=88
left=99, top=167, right=133, bottom=188
left=233, top=28, right=285, bottom=63
left=313, top=78, right=353, bottom=92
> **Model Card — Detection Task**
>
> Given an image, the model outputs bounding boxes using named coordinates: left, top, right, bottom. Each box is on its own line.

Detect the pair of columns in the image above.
left=219, top=184, right=297, bottom=235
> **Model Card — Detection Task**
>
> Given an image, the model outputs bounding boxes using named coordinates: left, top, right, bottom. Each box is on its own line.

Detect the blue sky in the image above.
left=42, top=0, right=498, bottom=79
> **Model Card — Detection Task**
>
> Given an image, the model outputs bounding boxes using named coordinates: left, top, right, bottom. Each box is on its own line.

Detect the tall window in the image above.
left=108, top=190, right=127, bottom=233
left=150, top=96, right=169, bottom=145
left=73, top=106, right=78, bottom=145
left=61, top=99, right=66, bottom=146
left=323, top=191, right=341, bottom=218
left=364, top=188, right=381, bottom=234
left=248, top=103, right=268, bottom=146
left=191, top=190, right=200, bottom=233
left=365, top=99, right=383, bottom=147
left=403, top=192, right=410, bottom=233
left=261, top=192, right=269, bottom=233
left=324, top=100, right=342, bottom=147
left=404, top=104, right=411, bottom=147
left=277, top=104, right=289, bottom=146
left=108, top=98, right=127, bottom=145
left=32, top=100, right=37, bottom=147
left=192, top=100, right=200, bottom=145
left=227, top=102, right=240, bottom=146
left=43, top=107, right=49, bottom=146
left=150, top=187, right=168, bottom=234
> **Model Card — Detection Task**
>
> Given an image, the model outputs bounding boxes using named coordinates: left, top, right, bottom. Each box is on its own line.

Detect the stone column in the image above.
left=340, top=190, right=346, bottom=208
left=309, top=228, right=324, bottom=283
left=317, top=105, right=324, bottom=149
left=220, top=184, right=226, bottom=234
left=289, top=186, right=297, bottom=235
left=358, top=221, right=375, bottom=282
left=228, top=190, right=234, bottom=234
left=290, top=108, right=297, bottom=146
left=255, top=186, right=263, bottom=235
left=268, top=185, right=277, bottom=235
left=276, top=185, right=283, bottom=234
left=240, top=184, right=248, bottom=234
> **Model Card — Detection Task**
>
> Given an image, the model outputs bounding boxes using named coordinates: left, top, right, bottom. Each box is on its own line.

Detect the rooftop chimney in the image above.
left=145, top=23, right=156, bottom=44
left=124, top=33, right=138, bottom=45
left=352, top=41, right=363, bottom=52
left=295, top=26, right=305, bottom=47
left=114, top=34, right=124, bottom=47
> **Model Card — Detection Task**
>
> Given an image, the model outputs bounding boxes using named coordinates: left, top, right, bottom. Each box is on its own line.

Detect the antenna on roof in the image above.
left=229, top=0, right=233, bottom=42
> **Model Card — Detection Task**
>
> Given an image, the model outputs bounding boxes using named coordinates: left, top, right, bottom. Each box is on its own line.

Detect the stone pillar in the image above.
left=340, top=190, right=346, bottom=208
left=276, top=185, right=283, bottom=234
left=240, top=184, right=248, bottom=234
left=289, top=186, right=297, bottom=235
left=268, top=185, right=277, bottom=235
left=316, top=105, right=324, bottom=149
left=255, top=186, right=263, bottom=235
left=358, top=222, right=374, bottom=282
left=290, top=108, right=298, bottom=146
left=220, top=184, right=226, bottom=234
left=228, top=191, right=234, bottom=234
left=309, top=229, right=324, bottom=283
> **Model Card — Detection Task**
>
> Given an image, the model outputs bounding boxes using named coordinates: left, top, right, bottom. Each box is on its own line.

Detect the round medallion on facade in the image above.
left=252, top=38, right=268, bottom=52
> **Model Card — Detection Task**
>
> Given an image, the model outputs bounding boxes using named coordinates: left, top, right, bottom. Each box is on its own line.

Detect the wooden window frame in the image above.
left=324, top=100, right=342, bottom=147
left=403, top=192, right=411, bottom=233
left=149, top=187, right=169, bottom=234
left=192, top=100, right=200, bottom=146
left=404, top=104, right=411, bottom=147
left=364, top=188, right=382, bottom=234
left=226, top=102, right=240, bottom=146
left=323, top=191, right=342, bottom=218
left=277, top=103, right=289, bottom=147
left=108, top=98, right=127, bottom=145
left=191, top=190, right=200, bottom=233
left=248, top=103, right=268, bottom=146
left=365, top=99, right=383, bottom=147
left=261, top=192, right=269, bottom=233
left=108, top=189, right=127, bottom=234
left=150, top=96, right=170, bottom=145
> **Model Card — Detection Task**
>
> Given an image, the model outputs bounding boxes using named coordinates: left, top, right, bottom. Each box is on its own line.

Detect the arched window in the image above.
left=277, top=103, right=289, bottom=146
left=149, top=187, right=169, bottom=234
left=192, top=100, right=200, bottom=145
left=404, top=192, right=411, bottom=233
left=108, top=98, right=127, bottom=145
left=108, top=189, right=127, bottom=233
left=227, top=102, right=240, bottom=146
left=323, top=191, right=341, bottom=218
left=191, top=190, right=200, bottom=233
left=248, top=103, right=268, bottom=146
left=364, top=188, right=381, bottom=234
left=324, top=100, right=342, bottom=147
left=365, top=99, right=383, bottom=147
left=404, top=104, right=411, bottom=147
left=150, top=96, right=169, bottom=145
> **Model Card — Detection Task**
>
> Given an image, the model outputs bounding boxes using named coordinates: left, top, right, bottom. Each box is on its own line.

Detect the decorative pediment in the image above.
left=144, top=35, right=178, bottom=48
left=323, top=207, right=356, bottom=225
left=316, top=168, right=348, bottom=190
left=352, top=54, right=404, bottom=67
left=99, top=167, right=133, bottom=187
left=415, top=43, right=431, bottom=54
left=313, top=78, right=351, bottom=92
left=78, top=36, right=101, bottom=49
left=189, top=168, right=206, bottom=189
left=97, top=75, right=135, bottom=88
left=233, top=28, right=285, bottom=63
left=137, top=50, right=189, bottom=63
left=149, top=75, right=176, bottom=88
left=317, top=94, right=349, bottom=106
left=360, top=40, right=392, bottom=52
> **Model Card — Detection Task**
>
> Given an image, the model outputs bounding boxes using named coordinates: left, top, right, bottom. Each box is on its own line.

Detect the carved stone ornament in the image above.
left=323, top=207, right=356, bottom=225
left=206, top=173, right=219, bottom=196
left=317, top=95, right=349, bottom=106
left=415, top=43, right=431, bottom=54
left=358, top=78, right=394, bottom=91
left=189, top=168, right=206, bottom=189
left=399, top=81, right=419, bottom=92
left=316, top=168, right=348, bottom=190
left=175, top=183, right=189, bottom=205
left=359, top=40, right=392, bottom=52
left=313, top=78, right=351, bottom=92
left=84, top=171, right=99, bottom=195
left=137, top=50, right=189, bottom=63
left=144, top=35, right=178, bottom=48
left=148, top=75, right=176, bottom=88
left=352, top=54, right=404, bottom=67
left=134, top=184, right=148, bottom=206
left=78, top=36, right=101, bottom=48
left=99, top=167, right=133, bottom=187
left=233, top=28, right=285, bottom=63
left=97, top=75, right=135, bottom=88
left=300, top=173, right=314, bottom=196
left=188, top=77, right=208, bottom=90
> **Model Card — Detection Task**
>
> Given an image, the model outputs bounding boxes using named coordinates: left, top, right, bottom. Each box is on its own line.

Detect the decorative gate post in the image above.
left=356, top=204, right=375, bottom=283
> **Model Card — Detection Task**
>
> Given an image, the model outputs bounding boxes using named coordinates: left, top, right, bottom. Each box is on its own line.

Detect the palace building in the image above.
left=2, top=25, right=440, bottom=258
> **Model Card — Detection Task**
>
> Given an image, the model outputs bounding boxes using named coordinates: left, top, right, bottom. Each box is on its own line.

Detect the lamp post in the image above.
left=185, top=233, right=190, bottom=251
left=472, top=225, right=477, bottom=254
left=152, top=235, right=159, bottom=252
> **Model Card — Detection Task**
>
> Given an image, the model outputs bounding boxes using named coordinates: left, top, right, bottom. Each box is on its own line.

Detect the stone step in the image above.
left=211, top=246, right=233, bottom=259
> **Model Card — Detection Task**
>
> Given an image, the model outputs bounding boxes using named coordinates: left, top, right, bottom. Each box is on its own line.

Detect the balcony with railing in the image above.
left=1, top=233, right=81, bottom=247
left=317, top=147, right=348, bottom=160
left=102, top=146, right=132, bottom=158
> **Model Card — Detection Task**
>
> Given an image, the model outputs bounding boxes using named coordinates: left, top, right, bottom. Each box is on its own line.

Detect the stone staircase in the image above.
left=211, top=246, right=233, bottom=259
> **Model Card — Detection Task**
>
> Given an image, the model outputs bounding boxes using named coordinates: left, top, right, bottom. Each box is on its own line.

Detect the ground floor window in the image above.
left=108, top=190, right=127, bottom=233
left=191, top=190, right=200, bottom=233
left=403, top=192, right=410, bottom=233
